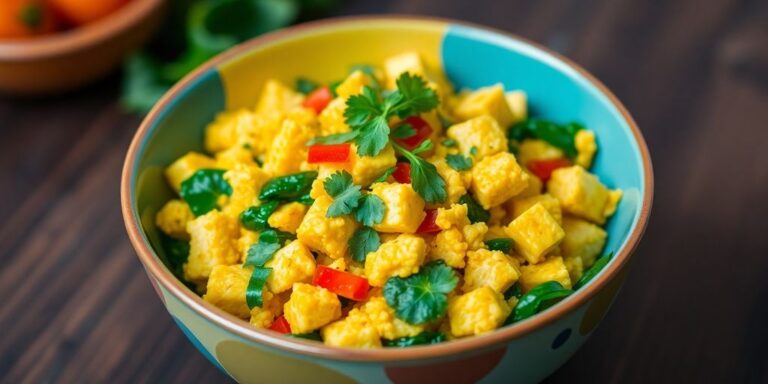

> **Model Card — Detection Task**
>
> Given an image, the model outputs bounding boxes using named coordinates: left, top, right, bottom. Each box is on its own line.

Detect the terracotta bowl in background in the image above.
left=0, top=0, right=164, bottom=95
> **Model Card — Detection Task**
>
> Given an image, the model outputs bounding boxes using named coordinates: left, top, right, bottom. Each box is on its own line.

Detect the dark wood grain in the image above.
left=2, top=0, right=767, bottom=382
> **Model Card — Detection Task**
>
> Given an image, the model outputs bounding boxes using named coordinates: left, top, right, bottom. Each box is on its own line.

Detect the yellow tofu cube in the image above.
left=453, top=84, right=515, bottom=128
left=164, top=152, right=216, bottom=193
left=358, top=296, right=424, bottom=340
left=429, top=227, right=468, bottom=268
left=249, top=290, right=288, bottom=329
left=505, top=90, right=528, bottom=124
left=215, top=145, right=257, bottom=170
left=505, top=203, right=565, bottom=264
left=519, top=256, right=572, bottom=292
left=255, top=79, right=304, bottom=115
left=432, top=158, right=470, bottom=204
left=365, top=234, right=426, bottom=286
left=563, top=255, right=584, bottom=282
left=547, top=165, right=621, bottom=224
left=350, top=143, right=397, bottom=186
left=446, top=115, right=508, bottom=160
left=155, top=199, right=194, bottom=240
left=296, top=195, right=358, bottom=259
left=471, top=152, right=529, bottom=209
left=322, top=309, right=382, bottom=348
left=574, top=130, right=597, bottom=169
left=435, top=203, right=470, bottom=230
left=384, top=51, right=426, bottom=89
left=370, top=183, right=426, bottom=233
left=318, top=97, right=349, bottom=136
left=561, top=216, right=607, bottom=268
left=267, top=202, right=308, bottom=234
left=222, top=163, right=270, bottom=219
left=463, top=249, right=520, bottom=293
left=284, top=283, right=342, bottom=333
left=516, top=139, right=566, bottom=166
left=203, top=264, right=252, bottom=319
left=516, top=169, right=543, bottom=198
left=509, top=193, right=563, bottom=224
left=448, top=286, right=511, bottom=337
left=264, top=240, right=316, bottom=294
left=462, top=222, right=489, bottom=251
left=335, top=70, right=373, bottom=99
left=262, top=117, right=319, bottom=176
left=183, top=211, right=241, bottom=286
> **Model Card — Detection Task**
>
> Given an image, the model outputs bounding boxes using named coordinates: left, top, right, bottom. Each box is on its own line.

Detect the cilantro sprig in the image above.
left=383, top=260, right=458, bottom=325
left=393, top=142, right=447, bottom=204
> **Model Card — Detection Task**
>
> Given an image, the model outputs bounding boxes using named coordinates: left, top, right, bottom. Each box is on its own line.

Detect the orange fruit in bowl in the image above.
left=0, top=0, right=57, bottom=39
left=48, top=0, right=129, bottom=26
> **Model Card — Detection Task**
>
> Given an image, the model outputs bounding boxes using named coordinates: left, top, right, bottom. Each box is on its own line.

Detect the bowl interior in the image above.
left=127, top=18, right=647, bottom=334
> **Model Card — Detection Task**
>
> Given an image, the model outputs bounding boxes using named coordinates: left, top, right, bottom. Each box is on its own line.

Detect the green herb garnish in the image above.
left=383, top=260, right=458, bottom=325
left=458, top=194, right=489, bottom=223
left=348, top=227, right=381, bottom=263
left=296, top=77, right=318, bottom=94
left=19, top=4, right=43, bottom=29
left=485, top=238, right=514, bottom=253
left=383, top=331, right=447, bottom=347
left=290, top=331, right=323, bottom=341
left=355, top=195, right=385, bottom=227
left=246, top=267, right=272, bottom=309
left=506, top=281, right=572, bottom=324
left=307, top=131, right=359, bottom=146
left=240, top=201, right=280, bottom=231
left=393, top=142, right=446, bottom=204
left=441, top=138, right=457, bottom=147
left=258, top=228, right=296, bottom=244
left=259, top=171, right=317, bottom=201
left=573, top=252, right=613, bottom=289
left=323, top=171, right=362, bottom=217
left=244, top=242, right=281, bottom=268
left=180, top=169, right=232, bottom=216
left=504, top=282, right=522, bottom=300
left=445, top=154, right=473, bottom=171
left=508, top=119, right=584, bottom=158
left=373, top=166, right=396, bottom=183
left=469, top=146, right=478, bottom=156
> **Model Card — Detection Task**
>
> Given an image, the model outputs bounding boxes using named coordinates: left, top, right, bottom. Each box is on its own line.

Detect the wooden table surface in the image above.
left=2, top=0, right=767, bottom=382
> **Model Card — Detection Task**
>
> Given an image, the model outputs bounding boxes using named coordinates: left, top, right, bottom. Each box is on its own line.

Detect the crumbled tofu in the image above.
left=249, top=290, right=288, bottom=329
left=432, top=158, right=470, bottom=204
left=384, top=51, right=427, bottom=89
left=155, top=199, right=194, bottom=240
left=435, top=203, right=470, bottom=230
left=255, top=79, right=304, bottom=116
left=463, top=249, right=520, bottom=293
left=164, top=152, right=216, bottom=193
left=561, top=216, right=607, bottom=268
left=509, top=193, right=563, bottom=224
left=453, top=85, right=515, bottom=128
left=430, top=227, right=468, bottom=268
left=358, top=296, right=424, bottom=340
left=296, top=195, right=358, bottom=259
left=505, top=203, right=565, bottom=264
left=203, top=265, right=252, bottom=319
left=222, top=163, right=270, bottom=219
left=262, top=117, right=319, bottom=176
left=264, top=240, right=316, bottom=294
left=267, top=202, right=308, bottom=233
left=516, top=139, right=565, bottom=165
left=322, top=308, right=382, bottom=348
left=370, top=183, right=426, bottom=233
left=283, top=283, right=341, bottom=333
left=446, top=115, right=508, bottom=160
left=448, top=286, right=511, bottom=337
left=318, top=97, right=349, bottom=136
left=505, top=90, right=527, bottom=124
left=215, top=145, right=257, bottom=170
left=463, top=222, right=489, bottom=251
left=237, top=229, right=258, bottom=263
left=519, top=256, right=572, bottom=292
left=563, top=255, right=584, bottom=282
left=574, top=130, right=597, bottom=169
left=184, top=211, right=241, bottom=286
left=364, top=234, right=426, bottom=286
left=547, top=165, right=621, bottom=224
left=471, top=152, right=529, bottom=209
left=204, top=109, right=272, bottom=154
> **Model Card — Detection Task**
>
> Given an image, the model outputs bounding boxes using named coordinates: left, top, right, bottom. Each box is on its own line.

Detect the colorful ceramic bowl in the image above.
left=0, top=0, right=163, bottom=95
left=121, top=16, right=653, bottom=384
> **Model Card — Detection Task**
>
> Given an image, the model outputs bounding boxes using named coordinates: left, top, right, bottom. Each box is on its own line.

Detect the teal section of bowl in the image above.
left=172, top=316, right=228, bottom=374
left=132, top=68, right=226, bottom=269
left=442, top=24, right=645, bottom=283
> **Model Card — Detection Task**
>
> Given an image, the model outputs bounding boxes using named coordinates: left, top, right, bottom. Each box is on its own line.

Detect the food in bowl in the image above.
left=153, top=50, right=622, bottom=348
left=0, top=0, right=130, bottom=39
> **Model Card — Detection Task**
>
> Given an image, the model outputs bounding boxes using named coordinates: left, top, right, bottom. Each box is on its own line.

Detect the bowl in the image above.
left=121, top=16, right=653, bottom=384
left=0, top=0, right=164, bottom=95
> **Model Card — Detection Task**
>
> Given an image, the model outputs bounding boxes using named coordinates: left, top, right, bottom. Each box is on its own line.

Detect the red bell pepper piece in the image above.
left=528, top=158, right=572, bottom=182
left=307, top=143, right=351, bottom=163
left=416, top=209, right=441, bottom=233
left=395, top=116, right=432, bottom=150
left=313, top=265, right=370, bottom=301
left=303, top=86, right=333, bottom=114
left=392, top=162, right=411, bottom=183
left=270, top=315, right=292, bottom=334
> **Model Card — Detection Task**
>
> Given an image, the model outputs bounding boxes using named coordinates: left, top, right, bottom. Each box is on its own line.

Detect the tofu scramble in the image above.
left=155, top=51, right=622, bottom=348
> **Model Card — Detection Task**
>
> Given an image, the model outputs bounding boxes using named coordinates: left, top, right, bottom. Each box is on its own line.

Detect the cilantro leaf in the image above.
left=459, top=194, right=489, bottom=223
left=410, top=139, right=433, bottom=155
left=344, top=86, right=383, bottom=127
left=390, top=73, right=439, bottom=118
left=349, top=227, right=380, bottom=262
left=445, top=154, right=472, bottom=171
left=323, top=171, right=362, bottom=217
left=259, top=228, right=295, bottom=244
left=306, top=131, right=358, bottom=145
left=469, top=146, right=478, bottom=156
left=244, top=242, right=281, bottom=268
left=485, top=238, right=514, bottom=253
left=355, top=195, right=385, bottom=227
left=393, top=143, right=446, bottom=204
left=355, top=115, right=391, bottom=156
left=391, top=123, right=416, bottom=139
left=180, top=169, right=232, bottom=216
left=259, top=171, right=317, bottom=201
left=246, top=267, right=272, bottom=309
left=373, top=166, right=396, bottom=183
left=441, top=138, right=457, bottom=147
left=240, top=201, right=280, bottom=231
left=383, top=261, right=458, bottom=324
